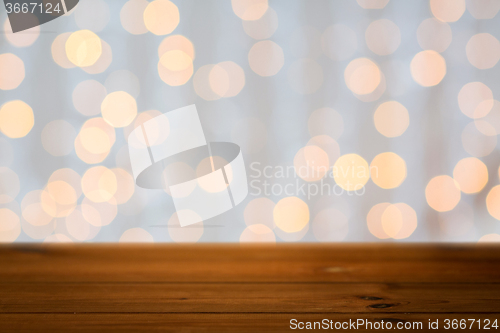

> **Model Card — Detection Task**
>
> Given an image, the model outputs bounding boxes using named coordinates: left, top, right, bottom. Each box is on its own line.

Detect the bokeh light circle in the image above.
left=0, top=53, right=25, bottom=90
left=370, top=152, right=407, bottom=189
left=0, top=100, right=34, bottom=138
left=365, top=19, right=401, bottom=55
left=248, top=40, right=284, bottom=77
left=374, top=101, right=409, bottom=137
left=466, top=33, right=500, bottom=70
left=101, top=91, right=138, bottom=128
left=333, top=154, right=370, bottom=191
left=344, top=58, right=381, bottom=95
left=410, top=50, right=446, bottom=87
left=430, top=0, right=466, bottom=22
left=453, top=157, right=488, bottom=194
left=144, top=0, right=179, bottom=35
left=273, top=197, right=309, bottom=233
left=65, top=30, right=102, bottom=67
left=425, top=175, right=461, bottom=212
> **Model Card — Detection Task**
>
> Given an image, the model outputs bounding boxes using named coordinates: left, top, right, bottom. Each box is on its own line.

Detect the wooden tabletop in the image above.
left=1, top=244, right=500, bottom=332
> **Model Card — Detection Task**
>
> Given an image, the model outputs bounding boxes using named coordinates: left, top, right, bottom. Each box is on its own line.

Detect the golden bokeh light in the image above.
left=248, top=40, right=284, bottom=77
left=120, top=228, right=154, bottom=242
left=287, top=59, right=324, bottom=95
left=101, top=91, right=137, bottom=128
left=333, top=154, right=370, bottom=191
left=466, top=33, right=500, bottom=70
left=416, top=18, right=452, bottom=53
left=158, top=50, right=193, bottom=86
left=370, top=152, right=407, bottom=189
left=274, top=220, right=309, bottom=242
left=121, top=0, right=149, bottom=35
left=0, top=208, right=21, bottom=243
left=356, top=0, right=390, bottom=9
left=365, top=19, right=401, bottom=55
left=46, top=181, right=78, bottom=206
left=158, top=35, right=195, bottom=60
left=380, top=203, right=417, bottom=239
left=425, top=175, right=461, bottom=212
left=479, top=234, right=500, bottom=242
left=430, top=0, right=466, bottom=22
left=353, top=71, right=386, bottom=103
left=41, top=181, right=78, bottom=218
left=367, top=202, right=391, bottom=239
left=466, top=0, right=500, bottom=19
left=273, top=197, right=309, bottom=233
left=461, top=121, right=497, bottom=157
left=308, top=107, right=344, bottom=140
left=231, top=0, right=269, bottom=21
left=143, top=0, right=179, bottom=35
left=458, top=82, right=494, bottom=119
left=312, top=208, right=348, bottom=242
left=41, top=120, right=76, bottom=156
left=307, top=135, right=340, bottom=167
left=82, top=166, right=118, bottom=203
left=4, top=18, right=40, bottom=47
left=80, top=127, right=111, bottom=154
left=209, top=61, right=246, bottom=98
left=242, top=6, right=278, bottom=40
left=453, top=157, right=488, bottom=194
left=0, top=167, right=20, bottom=204
left=21, top=190, right=53, bottom=227
left=373, top=101, right=409, bottom=137
left=344, top=58, right=381, bottom=95
left=486, top=185, right=500, bottom=220
left=49, top=168, right=82, bottom=199
left=0, top=100, right=34, bottom=138
left=111, top=168, right=135, bottom=204
left=210, top=65, right=231, bottom=97
left=294, top=145, right=330, bottom=182
left=75, top=117, right=116, bottom=164
left=321, top=24, right=357, bottom=61
left=244, top=197, right=275, bottom=229
left=193, top=65, right=221, bottom=101
left=240, top=224, right=276, bottom=242
left=65, top=30, right=103, bottom=67
left=0, top=53, right=25, bottom=90
left=51, top=33, right=76, bottom=69
left=410, top=50, right=446, bottom=87
left=168, top=211, right=203, bottom=243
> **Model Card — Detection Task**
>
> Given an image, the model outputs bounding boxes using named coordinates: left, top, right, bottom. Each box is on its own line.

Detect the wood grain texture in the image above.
left=1, top=244, right=499, bottom=332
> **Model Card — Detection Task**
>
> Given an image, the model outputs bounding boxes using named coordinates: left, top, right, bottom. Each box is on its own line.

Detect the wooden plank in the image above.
left=1, top=244, right=500, bottom=283
left=2, top=313, right=500, bottom=332
left=1, top=282, right=500, bottom=313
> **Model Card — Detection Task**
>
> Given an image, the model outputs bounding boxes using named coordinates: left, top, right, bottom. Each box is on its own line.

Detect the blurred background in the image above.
left=1, top=0, right=500, bottom=243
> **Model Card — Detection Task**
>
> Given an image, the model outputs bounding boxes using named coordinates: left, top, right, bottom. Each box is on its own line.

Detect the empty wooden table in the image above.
left=1, top=244, right=499, bottom=332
